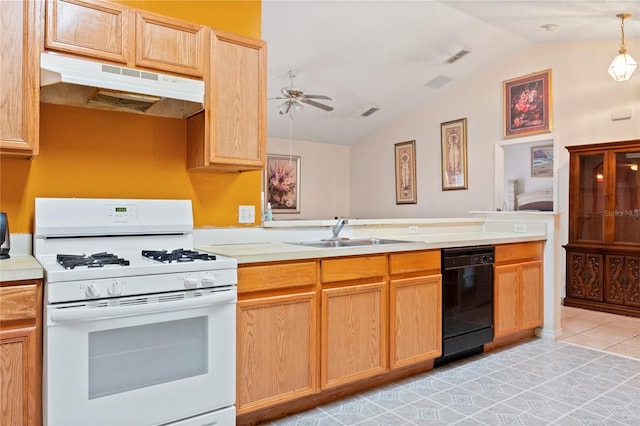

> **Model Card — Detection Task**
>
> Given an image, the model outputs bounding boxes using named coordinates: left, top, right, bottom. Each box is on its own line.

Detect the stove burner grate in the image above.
left=57, top=252, right=131, bottom=269
left=141, top=249, right=216, bottom=263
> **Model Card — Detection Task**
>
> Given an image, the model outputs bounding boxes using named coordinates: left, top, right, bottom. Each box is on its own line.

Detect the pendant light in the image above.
left=608, top=13, right=637, bottom=81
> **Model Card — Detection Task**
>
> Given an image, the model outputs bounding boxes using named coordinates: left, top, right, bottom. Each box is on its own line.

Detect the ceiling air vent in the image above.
left=445, top=49, right=470, bottom=64
left=361, top=107, right=380, bottom=117
left=424, top=75, right=453, bottom=89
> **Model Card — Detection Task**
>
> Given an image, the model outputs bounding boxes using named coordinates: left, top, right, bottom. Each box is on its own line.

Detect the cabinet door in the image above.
left=570, top=152, right=606, bottom=243
left=0, top=0, right=42, bottom=158
left=566, top=251, right=603, bottom=301
left=520, top=261, right=543, bottom=329
left=321, top=281, right=386, bottom=388
left=0, top=328, right=38, bottom=426
left=45, top=0, right=130, bottom=63
left=135, top=10, right=206, bottom=77
left=612, top=149, right=640, bottom=244
left=390, top=274, right=441, bottom=369
left=494, top=264, right=519, bottom=338
left=209, top=30, right=266, bottom=170
left=606, top=255, right=640, bottom=307
left=237, top=292, right=317, bottom=414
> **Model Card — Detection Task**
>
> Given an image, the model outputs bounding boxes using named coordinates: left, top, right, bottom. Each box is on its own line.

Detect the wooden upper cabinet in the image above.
left=134, top=10, right=206, bottom=77
left=0, top=0, right=43, bottom=159
left=187, top=30, right=266, bottom=171
left=45, top=0, right=130, bottom=63
left=45, top=0, right=207, bottom=77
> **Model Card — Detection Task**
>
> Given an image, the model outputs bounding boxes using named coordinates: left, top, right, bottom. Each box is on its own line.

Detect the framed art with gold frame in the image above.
left=394, top=140, right=417, bottom=204
left=503, top=69, right=552, bottom=138
left=440, top=118, right=468, bottom=190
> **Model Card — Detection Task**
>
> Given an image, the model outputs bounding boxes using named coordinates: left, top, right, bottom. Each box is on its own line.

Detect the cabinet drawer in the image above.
left=495, top=241, right=543, bottom=263
left=0, top=284, right=38, bottom=322
left=389, top=250, right=440, bottom=275
left=238, top=261, right=317, bottom=293
left=321, top=255, right=387, bottom=283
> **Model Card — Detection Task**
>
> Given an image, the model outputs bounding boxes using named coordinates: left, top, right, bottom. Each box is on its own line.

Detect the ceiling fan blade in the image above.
left=303, top=94, right=332, bottom=100
left=299, top=98, right=334, bottom=112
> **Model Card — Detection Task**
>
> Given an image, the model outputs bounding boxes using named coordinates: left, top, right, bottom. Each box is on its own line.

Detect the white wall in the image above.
left=266, top=38, right=640, bottom=228
left=350, top=39, right=640, bottom=222
left=267, top=137, right=350, bottom=220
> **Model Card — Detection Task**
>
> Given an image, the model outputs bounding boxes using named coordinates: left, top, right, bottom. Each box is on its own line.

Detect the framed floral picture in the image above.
left=503, top=69, right=552, bottom=138
left=440, top=118, right=468, bottom=190
left=394, top=140, right=417, bottom=204
left=265, top=154, right=301, bottom=213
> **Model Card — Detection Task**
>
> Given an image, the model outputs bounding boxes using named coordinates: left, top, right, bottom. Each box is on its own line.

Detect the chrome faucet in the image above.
left=332, top=217, right=348, bottom=239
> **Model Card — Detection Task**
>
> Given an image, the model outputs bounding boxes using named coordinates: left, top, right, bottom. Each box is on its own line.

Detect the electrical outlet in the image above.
left=409, top=226, right=419, bottom=234
left=238, top=205, right=255, bottom=224
left=514, top=224, right=527, bottom=233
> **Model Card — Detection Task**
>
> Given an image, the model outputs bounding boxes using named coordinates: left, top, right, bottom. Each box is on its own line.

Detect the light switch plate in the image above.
left=238, top=205, right=255, bottom=224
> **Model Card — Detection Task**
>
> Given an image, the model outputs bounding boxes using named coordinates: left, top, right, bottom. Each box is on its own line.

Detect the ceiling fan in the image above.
left=273, top=70, right=334, bottom=115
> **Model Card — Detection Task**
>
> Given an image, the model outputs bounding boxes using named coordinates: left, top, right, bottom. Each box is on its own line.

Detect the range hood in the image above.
left=40, top=53, right=204, bottom=119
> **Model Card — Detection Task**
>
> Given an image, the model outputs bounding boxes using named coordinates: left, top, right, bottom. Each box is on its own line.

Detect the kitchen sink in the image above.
left=288, top=238, right=416, bottom=248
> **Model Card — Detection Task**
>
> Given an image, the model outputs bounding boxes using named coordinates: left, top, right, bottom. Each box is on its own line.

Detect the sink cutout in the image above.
left=288, top=238, right=416, bottom=248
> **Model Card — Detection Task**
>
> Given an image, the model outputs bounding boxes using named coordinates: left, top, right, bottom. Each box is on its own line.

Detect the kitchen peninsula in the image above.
left=195, top=213, right=560, bottom=425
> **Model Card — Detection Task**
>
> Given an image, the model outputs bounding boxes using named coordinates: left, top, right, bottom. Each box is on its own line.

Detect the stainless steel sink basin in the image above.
left=288, top=238, right=416, bottom=248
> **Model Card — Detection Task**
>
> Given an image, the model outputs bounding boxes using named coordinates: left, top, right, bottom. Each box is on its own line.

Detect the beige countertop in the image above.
left=0, top=255, right=44, bottom=282
left=197, top=231, right=546, bottom=264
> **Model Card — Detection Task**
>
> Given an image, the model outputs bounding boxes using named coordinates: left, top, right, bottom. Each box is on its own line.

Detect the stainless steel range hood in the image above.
left=40, top=53, right=204, bottom=119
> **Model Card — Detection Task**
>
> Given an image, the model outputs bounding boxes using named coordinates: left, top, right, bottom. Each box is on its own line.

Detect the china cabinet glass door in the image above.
left=613, top=150, right=640, bottom=243
left=576, top=153, right=605, bottom=242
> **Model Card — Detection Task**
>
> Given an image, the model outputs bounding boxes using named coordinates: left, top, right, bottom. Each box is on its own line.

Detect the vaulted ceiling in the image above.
left=263, top=0, right=640, bottom=145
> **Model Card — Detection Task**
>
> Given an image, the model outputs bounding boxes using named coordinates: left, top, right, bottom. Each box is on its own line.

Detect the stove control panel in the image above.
left=47, top=269, right=237, bottom=303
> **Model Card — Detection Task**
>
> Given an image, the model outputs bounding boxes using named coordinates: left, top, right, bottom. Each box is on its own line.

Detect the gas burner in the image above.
left=141, top=249, right=217, bottom=263
left=57, top=252, right=131, bottom=270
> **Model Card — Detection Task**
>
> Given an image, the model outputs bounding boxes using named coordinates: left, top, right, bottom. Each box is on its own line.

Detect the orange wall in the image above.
left=0, top=1, right=262, bottom=234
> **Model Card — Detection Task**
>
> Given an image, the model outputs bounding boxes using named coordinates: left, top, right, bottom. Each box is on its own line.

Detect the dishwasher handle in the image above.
left=49, top=289, right=236, bottom=324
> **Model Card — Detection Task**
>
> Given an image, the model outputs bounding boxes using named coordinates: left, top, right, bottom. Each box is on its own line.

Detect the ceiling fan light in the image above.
left=608, top=53, right=637, bottom=81
left=293, top=102, right=303, bottom=113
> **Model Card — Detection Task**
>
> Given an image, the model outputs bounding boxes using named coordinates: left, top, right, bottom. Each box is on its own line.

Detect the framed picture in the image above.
left=503, top=69, right=552, bottom=138
left=440, top=118, right=468, bottom=190
left=264, top=154, right=301, bottom=213
left=531, top=145, right=554, bottom=177
left=394, top=140, right=417, bottom=204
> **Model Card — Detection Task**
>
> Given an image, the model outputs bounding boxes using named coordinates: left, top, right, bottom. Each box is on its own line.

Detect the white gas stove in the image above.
left=35, top=198, right=237, bottom=426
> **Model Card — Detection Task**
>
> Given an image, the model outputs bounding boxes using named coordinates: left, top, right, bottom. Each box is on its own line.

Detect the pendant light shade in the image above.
left=609, top=13, right=637, bottom=81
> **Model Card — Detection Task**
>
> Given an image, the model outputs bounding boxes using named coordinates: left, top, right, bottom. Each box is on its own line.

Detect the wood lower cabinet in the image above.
left=236, top=251, right=443, bottom=425
left=389, top=250, right=441, bottom=369
left=0, top=279, right=43, bottom=426
left=0, top=0, right=43, bottom=159
left=187, top=30, right=266, bottom=172
left=494, top=242, right=543, bottom=338
left=45, top=0, right=207, bottom=77
left=236, top=261, right=317, bottom=415
left=320, top=255, right=387, bottom=388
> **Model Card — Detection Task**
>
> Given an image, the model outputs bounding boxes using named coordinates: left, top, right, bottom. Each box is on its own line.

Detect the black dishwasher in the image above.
left=435, top=245, right=494, bottom=365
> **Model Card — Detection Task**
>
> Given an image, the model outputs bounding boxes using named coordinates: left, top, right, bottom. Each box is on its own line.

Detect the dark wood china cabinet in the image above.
left=564, top=140, right=640, bottom=317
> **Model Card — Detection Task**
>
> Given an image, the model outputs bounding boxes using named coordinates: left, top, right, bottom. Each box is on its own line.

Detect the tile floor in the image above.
left=268, top=307, right=640, bottom=425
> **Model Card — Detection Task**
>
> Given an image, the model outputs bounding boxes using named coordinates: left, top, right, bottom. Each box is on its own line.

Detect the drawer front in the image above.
left=389, top=250, right=440, bottom=275
left=321, top=255, right=387, bottom=283
left=495, top=241, right=543, bottom=263
left=238, top=261, right=317, bottom=293
left=0, top=284, right=38, bottom=323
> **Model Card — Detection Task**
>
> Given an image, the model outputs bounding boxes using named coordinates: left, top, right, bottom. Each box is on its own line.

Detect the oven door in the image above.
left=44, top=287, right=236, bottom=426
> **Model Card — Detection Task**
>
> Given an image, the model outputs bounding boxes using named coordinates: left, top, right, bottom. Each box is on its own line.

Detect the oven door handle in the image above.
left=49, top=290, right=236, bottom=323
